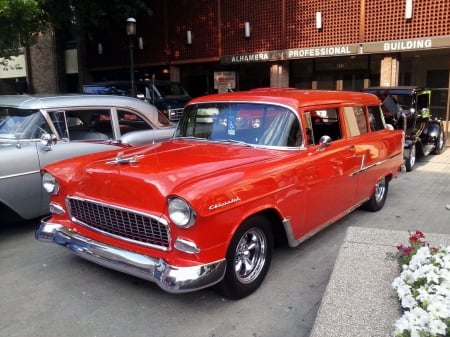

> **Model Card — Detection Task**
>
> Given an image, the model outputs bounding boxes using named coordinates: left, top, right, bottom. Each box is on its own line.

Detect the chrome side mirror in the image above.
left=41, top=133, right=57, bottom=151
left=317, top=135, right=332, bottom=151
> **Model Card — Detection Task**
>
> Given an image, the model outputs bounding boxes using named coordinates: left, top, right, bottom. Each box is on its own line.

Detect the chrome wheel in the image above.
left=374, top=178, right=387, bottom=203
left=216, top=215, right=273, bottom=299
left=234, top=227, right=267, bottom=284
left=362, top=177, right=389, bottom=212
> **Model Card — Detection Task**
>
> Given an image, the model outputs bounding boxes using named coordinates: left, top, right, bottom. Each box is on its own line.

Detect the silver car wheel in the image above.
left=234, top=227, right=267, bottom=284
left=374, top=177, right=387, bottom=203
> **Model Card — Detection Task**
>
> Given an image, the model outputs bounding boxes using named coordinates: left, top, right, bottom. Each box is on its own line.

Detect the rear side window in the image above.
left=343, top=106, right=368, bottom=137
left=117, top=110, right=152, bottom=134
left=367, top=106, right=386, bottom=131
left=306, top=107, right=342, bottom=144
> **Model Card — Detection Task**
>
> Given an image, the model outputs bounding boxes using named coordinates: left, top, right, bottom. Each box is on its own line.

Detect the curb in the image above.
left=309, top=226, right=450, bottom=337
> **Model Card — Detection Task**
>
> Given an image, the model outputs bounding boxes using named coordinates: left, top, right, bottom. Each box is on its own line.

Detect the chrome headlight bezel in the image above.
left=168, top=197, right=196, bottom=228
left=42, top=171, right=59, bottom=195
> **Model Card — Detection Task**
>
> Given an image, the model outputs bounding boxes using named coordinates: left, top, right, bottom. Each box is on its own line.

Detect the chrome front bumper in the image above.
left=36, top=217, right=227, bottom=294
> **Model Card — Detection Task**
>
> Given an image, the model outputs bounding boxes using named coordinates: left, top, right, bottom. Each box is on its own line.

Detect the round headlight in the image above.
left=168, top=197, right=195, bottom=228
left=42, top=172, right=59, bottom=195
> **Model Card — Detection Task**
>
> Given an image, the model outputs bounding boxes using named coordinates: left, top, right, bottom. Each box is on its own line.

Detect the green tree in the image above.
left=36, top=0, right=153, bottom=86
left=0, top=0, right=47, bottom=58
left=0, top=0, right=152, bottom=58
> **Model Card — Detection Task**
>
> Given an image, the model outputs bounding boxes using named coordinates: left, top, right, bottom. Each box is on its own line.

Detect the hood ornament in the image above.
left=106, top=152, right=144, bottom=165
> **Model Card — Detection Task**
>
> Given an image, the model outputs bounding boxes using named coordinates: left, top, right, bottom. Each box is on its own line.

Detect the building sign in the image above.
left=0, top=55, right=26, bottom=79
left=221, top=51, right=282, bottom=64
left=363, top=35, right=450, bottom=53
left=214, top=71, right=236, bottom=92
left=220, top=35, right=450, bottom=64
left=285, top=44, right=358, bottom=59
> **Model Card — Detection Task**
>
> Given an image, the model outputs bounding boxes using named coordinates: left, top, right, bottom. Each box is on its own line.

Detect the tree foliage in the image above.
left=0, top=0, right=47, bottom=57
left=37, top=0, right=152, bottom=39
left=0, top=0, right=152, bottom=58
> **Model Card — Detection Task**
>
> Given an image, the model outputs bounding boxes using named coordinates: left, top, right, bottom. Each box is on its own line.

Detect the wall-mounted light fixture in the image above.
left=186, top=30, right=192, bottom=44
left=97, top=43, right=103, bottom=55
left=315, top=12, right=322, bottom=29
left=244, top=22, right=251, bottom=38
left=126, top=17, right=136, bottom=97
left=138, top=37, right=143, bottom=50
left=405, top=0, right=413, bottom=19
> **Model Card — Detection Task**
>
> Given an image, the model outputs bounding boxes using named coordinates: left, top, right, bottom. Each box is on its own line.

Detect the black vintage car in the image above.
left=363, top=86, right=445, bottom=171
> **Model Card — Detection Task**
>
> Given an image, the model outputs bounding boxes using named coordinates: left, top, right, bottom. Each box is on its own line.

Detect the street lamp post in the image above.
left=126, top=18, right=136, bottom=97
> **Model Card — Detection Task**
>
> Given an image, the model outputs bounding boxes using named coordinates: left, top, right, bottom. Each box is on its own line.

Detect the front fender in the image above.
left=421, top=122, right=442, bottom=144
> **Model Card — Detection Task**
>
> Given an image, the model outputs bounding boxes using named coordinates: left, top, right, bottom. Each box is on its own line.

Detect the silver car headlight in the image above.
left=168, top=197, right=196, bottom=228
left=42, top=172, right=59, bottom=195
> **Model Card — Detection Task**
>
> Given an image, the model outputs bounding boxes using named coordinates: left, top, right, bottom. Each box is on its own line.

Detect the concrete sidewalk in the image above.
left=309, top=227, right=450, bottom=337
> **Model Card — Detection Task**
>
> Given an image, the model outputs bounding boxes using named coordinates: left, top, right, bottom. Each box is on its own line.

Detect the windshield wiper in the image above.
left=213, top=139, right=254, bottom=147
left=176, top=136, right=209, bottom=141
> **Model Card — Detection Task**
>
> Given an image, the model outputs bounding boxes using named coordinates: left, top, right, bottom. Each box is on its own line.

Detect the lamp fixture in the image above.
left=138, top=37, right=143, bottom=50
left=126, top=17, right=136, bottom=97
left=315, top=12, right=322, bottom=29
left=126, top=17, right=136, bottom=36
left=186, top=30, right=192, bottom=44
left=405, top=0, right=413, bottom=19
left=97, top=43, right=103, bottom=55
left=244, top=22, right=251, bottom=38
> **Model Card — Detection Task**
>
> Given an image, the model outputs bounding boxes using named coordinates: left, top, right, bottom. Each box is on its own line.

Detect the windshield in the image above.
left=155, top=83, right=190, bottom=98
left=0, top=108, right=50, bottom=139
left=175, top=103, right=302, bottom=147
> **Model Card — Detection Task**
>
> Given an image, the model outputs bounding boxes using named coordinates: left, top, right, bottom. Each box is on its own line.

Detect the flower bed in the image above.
left=392, top=230, right=450, bottom=337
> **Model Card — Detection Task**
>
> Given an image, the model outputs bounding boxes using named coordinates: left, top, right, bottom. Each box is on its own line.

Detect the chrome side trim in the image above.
left=35, top=217, right=226, bottom=294
left=0, top=170, right=39, bottom=180
left=349, top=151, right=403, bottom=177
left=282, top=198, right=369, bottom=248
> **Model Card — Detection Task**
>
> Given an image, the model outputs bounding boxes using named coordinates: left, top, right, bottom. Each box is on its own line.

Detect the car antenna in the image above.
left=152, top=74, right=155, bottom=106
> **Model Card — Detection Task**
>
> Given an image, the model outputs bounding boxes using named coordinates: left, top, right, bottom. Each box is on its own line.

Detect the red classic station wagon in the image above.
left=36, top=88, right=404, bottom=299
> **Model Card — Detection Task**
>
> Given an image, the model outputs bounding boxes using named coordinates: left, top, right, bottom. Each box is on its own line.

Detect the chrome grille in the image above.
left=68, top=197, right=170, bottom=250
left=169, top=108, right=184, bottom=121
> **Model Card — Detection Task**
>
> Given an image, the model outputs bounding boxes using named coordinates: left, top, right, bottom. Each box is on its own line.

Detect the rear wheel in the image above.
left=362, top=177, right=389, bottom=212
left=433, top=129, right=445, bottom=155
left=404, top=144, right=416, bottom=172
left=215, top=215, right=273, bottom=299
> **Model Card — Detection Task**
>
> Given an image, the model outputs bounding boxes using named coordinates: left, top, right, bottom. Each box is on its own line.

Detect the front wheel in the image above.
left=215, top=215, right=273, bottom=299
left=432, top=129, right=445, bottom=155
left=404, top=144, right=416, bottom=172
left=362, top=177, right=389, bottom=212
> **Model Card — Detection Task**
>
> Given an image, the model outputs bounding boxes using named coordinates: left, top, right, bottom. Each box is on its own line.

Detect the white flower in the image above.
left=428, top=318, right=447, bottom=335
left=427, top=300, right=450, bottom=319
left=393, top=235, right=450, bottom=337
left=401, top=292, right=417, bottom=309
left=409, top=307, right=430, bottom=327
left=416, top=286, right=433, bottom=304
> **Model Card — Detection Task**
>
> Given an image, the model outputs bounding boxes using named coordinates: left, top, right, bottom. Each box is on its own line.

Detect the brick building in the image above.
left=1, top=0, right=450, bottom=119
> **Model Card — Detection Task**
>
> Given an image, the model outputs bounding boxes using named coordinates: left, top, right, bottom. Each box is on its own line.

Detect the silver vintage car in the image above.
left=0, top=94, right=176, bottom=224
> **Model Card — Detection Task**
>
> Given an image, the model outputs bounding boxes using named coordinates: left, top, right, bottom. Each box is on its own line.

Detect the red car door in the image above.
left=298, top=106, right=362, bottom=236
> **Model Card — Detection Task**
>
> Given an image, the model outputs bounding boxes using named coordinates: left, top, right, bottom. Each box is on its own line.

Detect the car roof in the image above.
left=363, top=86, right=427, bottom=95
left=83, top=80, right=180, bottom=87
left=0, top=94, right=158, bottom=111
left=188, top=88, right=380, bottom=109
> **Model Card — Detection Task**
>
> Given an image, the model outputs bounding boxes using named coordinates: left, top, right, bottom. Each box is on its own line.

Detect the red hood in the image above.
left=47, top=139, right=280, bottom=216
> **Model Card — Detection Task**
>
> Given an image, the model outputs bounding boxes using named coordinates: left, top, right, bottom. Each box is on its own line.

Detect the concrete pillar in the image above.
left=380, top=56, right=399, bottom=87
left=270, top=62, right=289, bottom=87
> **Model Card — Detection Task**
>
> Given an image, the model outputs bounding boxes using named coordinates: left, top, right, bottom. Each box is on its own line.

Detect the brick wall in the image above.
left=29, top=29, right=57, bottom=94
